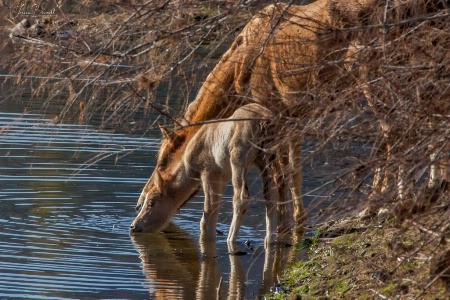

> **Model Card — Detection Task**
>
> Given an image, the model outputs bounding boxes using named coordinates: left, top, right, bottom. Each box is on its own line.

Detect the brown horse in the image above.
left=131, top=103, right=288, bottom=248
left=135, top=0, right=374, bottom=226
left=135, top=0, right=450, bottom=235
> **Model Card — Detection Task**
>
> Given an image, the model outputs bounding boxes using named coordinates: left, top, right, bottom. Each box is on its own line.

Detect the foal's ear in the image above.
left=158, top=122, right=173, bottom=140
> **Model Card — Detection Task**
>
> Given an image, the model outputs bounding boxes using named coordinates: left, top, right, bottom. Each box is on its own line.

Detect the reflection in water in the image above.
left=131, top=224, right=200, bottom=299
left=131, top=224, right=306, bottom=299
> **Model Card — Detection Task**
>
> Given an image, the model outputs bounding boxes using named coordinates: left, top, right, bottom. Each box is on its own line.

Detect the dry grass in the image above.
left=2, top=0, right=269, bottom=126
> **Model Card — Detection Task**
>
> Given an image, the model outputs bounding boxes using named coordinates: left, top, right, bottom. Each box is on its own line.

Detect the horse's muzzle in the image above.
left=129, top=223, right=142, bottom=233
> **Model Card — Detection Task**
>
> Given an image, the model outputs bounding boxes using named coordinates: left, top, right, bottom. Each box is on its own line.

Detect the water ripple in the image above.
left=0, top=112, right=159, bottom=299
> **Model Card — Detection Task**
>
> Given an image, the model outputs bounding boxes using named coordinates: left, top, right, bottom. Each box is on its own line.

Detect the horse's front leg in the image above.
left=261, top=165, right=278, bottom=247
left=228, top=156, right=250, bottom=251
left=289, top=138, right=306, bottom=227
left=200, top=173, right=227, bottom=242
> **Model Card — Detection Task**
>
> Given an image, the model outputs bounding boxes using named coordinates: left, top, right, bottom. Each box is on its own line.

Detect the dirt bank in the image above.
left=271, top=189, right=450, bottom=299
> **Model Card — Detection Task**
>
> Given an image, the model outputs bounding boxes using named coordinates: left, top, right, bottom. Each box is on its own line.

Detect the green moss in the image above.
left=269, top=292, right=287, bottom=300
left=335, top=280, right=348, bottom=292
left=379, top=282, right=397, bottom=295
left=200, top=6, right=221, bottom=17
left=331, top=232, right=359, bottom=248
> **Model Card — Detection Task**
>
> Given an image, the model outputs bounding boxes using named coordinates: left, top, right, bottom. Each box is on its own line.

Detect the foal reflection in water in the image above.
left=131, top=224, right=301, bottom=299
left=131, top=103, right=302, bottom=251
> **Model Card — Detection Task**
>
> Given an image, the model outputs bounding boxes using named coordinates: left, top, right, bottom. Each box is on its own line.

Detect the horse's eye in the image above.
left=149, top=201, right=155, bottom=208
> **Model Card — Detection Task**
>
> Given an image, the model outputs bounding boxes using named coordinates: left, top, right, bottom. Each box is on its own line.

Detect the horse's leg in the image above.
left=269, top=141, right=294, bottom=235
left=428, top=138, right=449, bottom=189
left=276, top=137, right=305, bottom=233
left=200, top=173, right=226, bottom=243
left=370, top=120, right=395, bottom=199
left=289, top=138, right=306, bottom=229
left=441, top=143, right=450, bottom=184
left=260, top=160, right=278, bottom=247
left=274, top=156, right=291, bottom=234
left=427, top=137, right=449, bottom=195
left=428, top=150, right=441, bottom=189
left=397, top=163, right=406, bottom=200
left=228, top=150, right=251, bottom=251
left=441, top=158, right=450, bottom=188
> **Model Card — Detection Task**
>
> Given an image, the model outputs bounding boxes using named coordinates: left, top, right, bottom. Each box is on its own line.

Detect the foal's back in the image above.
left=184, top=103, right=272, bottom=177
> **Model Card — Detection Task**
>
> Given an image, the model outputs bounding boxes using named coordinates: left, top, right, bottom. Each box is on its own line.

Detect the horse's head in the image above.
left=135, top=124, right=187, bottom=213
left=131, top=123, right=199, bottom=233
left=130, top=167, right=179, bottom=233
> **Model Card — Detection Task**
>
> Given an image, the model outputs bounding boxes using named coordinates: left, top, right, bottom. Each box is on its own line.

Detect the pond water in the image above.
left=0, top=91, right=318, bottom=299
left=0, top=5, right=377, bottom=298
left=0, top=61, right=371, bottom=300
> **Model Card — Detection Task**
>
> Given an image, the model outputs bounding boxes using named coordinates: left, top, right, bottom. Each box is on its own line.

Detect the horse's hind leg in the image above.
left=273, top=138, right=304, bottom=234
left=427, top=137, right=450, bottom=196
left=275, top=158, right=292, bottom=234
left=261, top=162, right=278, bottom=247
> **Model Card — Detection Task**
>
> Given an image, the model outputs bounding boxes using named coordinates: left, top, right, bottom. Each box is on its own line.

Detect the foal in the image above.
left=130, top=103, right=288, bottom=249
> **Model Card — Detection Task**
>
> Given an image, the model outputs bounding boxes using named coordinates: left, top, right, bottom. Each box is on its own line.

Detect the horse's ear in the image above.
left=154, top=169, right=166, bottom=194
left=176, top=118, right=189, bottom=129
left=158, top=123, right=173, bottom=140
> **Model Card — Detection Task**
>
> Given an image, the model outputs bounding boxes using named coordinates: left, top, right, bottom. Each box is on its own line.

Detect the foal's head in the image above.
left=130, top=124, right=201, bottom=233
left=135, top=124, right=187, bottom=212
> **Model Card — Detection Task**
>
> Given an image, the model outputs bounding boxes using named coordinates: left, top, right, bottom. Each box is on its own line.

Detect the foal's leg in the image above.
left=228, top=150, right=251, bottom=250
left=261, top=163, right=278, bottom=247
left=200, top=173, right=227, bottom=242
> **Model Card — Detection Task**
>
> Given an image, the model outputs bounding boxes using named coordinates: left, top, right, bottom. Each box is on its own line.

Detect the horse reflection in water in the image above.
left=130, top=224, right=200, bottom=299
left=131, top=224, right=304, bottom=299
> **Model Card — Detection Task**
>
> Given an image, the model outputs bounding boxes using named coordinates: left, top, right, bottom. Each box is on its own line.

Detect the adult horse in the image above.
left=133, top=0, right=450, bottom=236
left=134, top=0, right=371, bottom=232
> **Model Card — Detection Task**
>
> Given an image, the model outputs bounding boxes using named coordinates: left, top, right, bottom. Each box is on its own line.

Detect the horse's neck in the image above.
left=169, top=158, right=201, bottom=191
left=183, top=50, right=238, bottom=125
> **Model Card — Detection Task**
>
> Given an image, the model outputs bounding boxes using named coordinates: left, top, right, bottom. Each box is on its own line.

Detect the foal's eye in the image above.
left=149, top=201, right=155, bottom=208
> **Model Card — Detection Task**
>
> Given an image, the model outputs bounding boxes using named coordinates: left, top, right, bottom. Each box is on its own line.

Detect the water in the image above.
left=0, top=110, right=150, bottom=298
left=0, top=102, right=315, bottom=299
left=0, top=77, right=377, bottom=299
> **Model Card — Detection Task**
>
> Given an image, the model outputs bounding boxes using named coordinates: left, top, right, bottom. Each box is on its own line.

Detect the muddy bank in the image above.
left=271, top=190, right=450, bottom=299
